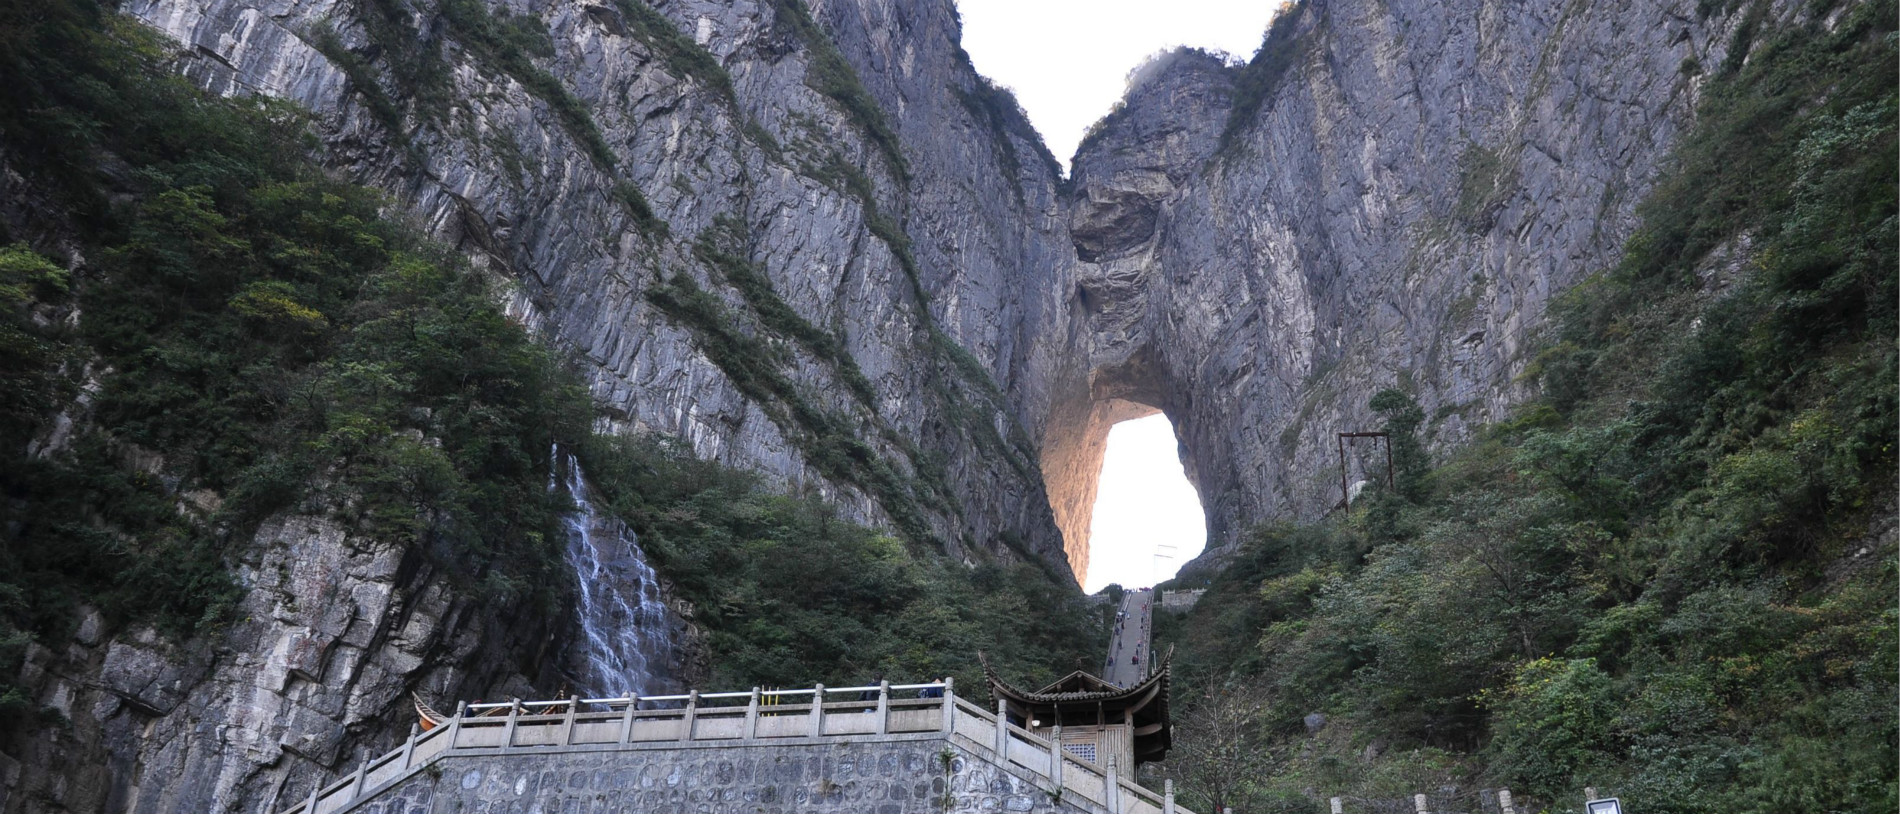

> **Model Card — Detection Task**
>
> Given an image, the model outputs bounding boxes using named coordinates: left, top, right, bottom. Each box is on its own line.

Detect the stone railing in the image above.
left=280, top=679, right=1190, bottom=814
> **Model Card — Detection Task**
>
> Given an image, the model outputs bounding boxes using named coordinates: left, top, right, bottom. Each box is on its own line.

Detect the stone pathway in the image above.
left=1103, top=588, right=1152, bottom=689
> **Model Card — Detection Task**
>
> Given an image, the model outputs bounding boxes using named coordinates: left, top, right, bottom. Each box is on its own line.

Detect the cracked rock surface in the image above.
left=1058, top=0, right=1773, bottom=567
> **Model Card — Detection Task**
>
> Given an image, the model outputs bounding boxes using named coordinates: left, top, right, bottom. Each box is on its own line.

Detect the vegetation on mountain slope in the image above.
left=1154, top=2, right=1896, bottom=811
left=0, top=0, right=595, bottom=728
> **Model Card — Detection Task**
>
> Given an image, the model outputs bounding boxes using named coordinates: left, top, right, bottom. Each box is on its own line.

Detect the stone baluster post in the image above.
left=304, top=782, right=320, bottom=814
left=808, top=685, right=825, bottom=737
left=446, top=701, right=467, bottom=749
left=399, top=723, right=418, bottom=770
left=1413, top=793, right=1429, bottom=814
left=1105, top=756, right=1121, bottom=813
left=940, top=677, right=956, bottom=732
left=619, top=694, right=638, bottom=744
left=1330, top=797, right=1344, bottom=814
left=559, top=697, right=579, bottom=746
left=744, top=687, right=761, bottom=740
left=1048, top=725, right=1063, bottom=789
left=679, top=690, right=699, bottom=742
left=993, top=697, right=1009, bottom=758
left=875, top=680, right=891, bottom=735
left=1163, top=779, right=1175, bottom=814
left=1499, top=789, right=1516, bottom=814
left=501, top=700, right=522, bottom=749
left=348, top=761, right=367, bottom=800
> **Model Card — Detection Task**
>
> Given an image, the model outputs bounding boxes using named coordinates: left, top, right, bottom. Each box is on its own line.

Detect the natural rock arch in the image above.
left=1037, top=351, right=1204, bottom=588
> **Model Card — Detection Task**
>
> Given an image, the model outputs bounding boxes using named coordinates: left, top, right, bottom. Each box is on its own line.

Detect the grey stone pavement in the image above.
left=1102, top=588, right=1152, bottom=689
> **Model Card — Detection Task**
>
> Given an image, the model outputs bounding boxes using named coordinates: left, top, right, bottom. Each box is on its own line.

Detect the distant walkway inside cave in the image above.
left=1102, top=588, right=1153, bottom=689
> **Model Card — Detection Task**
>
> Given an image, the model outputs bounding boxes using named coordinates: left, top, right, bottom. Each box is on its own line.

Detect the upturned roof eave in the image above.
left=979, top=647, right=1173, bottom=706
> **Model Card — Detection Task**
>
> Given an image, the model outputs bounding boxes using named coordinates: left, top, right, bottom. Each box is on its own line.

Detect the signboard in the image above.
left=1586, top=799, right=1623, bottom=814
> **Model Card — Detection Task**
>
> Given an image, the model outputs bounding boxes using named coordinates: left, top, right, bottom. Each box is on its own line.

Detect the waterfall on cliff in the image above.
left=554, top=448, right=673, bottom=698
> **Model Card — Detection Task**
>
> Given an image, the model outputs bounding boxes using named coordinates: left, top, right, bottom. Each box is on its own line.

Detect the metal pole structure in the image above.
left=1383, top=433, right=1394, bottom=490
left=1337, top=431, right=1394, bottom=504
left=1338, top=432, right=1350, bottom=506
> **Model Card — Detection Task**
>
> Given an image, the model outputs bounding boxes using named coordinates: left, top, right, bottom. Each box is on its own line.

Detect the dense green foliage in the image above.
left=0, top=0, right=604, bottom=735
left=1155, top=2, right=1896, bottom=811
left=577, top=433, right=1104, bottom=691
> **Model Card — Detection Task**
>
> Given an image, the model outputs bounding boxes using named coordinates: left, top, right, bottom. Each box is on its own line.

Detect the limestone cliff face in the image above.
left=1058, top=0, right=1775, bottom=566
left=2, top=0, right=1785, bottom=810
left=16, top=0, right=1073, bottom=808
left=126, top=0, right=1076, bottom=579
left=7, top=516, right=551, bottom=813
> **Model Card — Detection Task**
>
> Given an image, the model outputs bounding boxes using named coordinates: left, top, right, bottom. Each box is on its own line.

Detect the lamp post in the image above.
left=1152, top=544, right=1177, bottom=585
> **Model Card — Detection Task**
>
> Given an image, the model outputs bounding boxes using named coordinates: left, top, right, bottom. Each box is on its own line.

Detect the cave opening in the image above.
left=1083, top=412, right=1207, bottom=593
left=1039, top=390, right=1207, bottom=593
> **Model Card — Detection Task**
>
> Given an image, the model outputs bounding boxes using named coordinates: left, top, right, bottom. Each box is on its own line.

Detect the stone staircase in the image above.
left=279, top=680, right=1190, bottom=814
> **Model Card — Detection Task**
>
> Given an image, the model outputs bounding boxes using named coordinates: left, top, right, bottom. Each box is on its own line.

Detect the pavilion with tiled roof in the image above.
left=979, top=648, right=1173, bottom=769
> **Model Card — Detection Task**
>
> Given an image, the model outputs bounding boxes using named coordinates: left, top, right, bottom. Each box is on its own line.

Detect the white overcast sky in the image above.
left=1080, top=415, right=1208, bottom=593
left=954, top=0, right=1278, bottom=170
left=956, top=1, right=1262, bottom=590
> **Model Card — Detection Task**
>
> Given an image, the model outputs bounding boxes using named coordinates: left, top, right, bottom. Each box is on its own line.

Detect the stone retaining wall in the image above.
left=349, top=735, right=1084, bottom=814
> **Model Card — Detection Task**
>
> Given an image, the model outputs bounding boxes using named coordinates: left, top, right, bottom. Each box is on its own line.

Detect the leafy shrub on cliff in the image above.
left=0, top=3, right=590, bottom=647
left=1219, top=1, right=1309, bottom=156
left=1153, top=2, right=1896, bottom=809
left=0, top=246, right=73, bottom=455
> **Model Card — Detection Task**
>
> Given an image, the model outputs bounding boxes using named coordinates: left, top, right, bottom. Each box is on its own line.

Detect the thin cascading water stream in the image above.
left=552, top=447, right=675, bottom=698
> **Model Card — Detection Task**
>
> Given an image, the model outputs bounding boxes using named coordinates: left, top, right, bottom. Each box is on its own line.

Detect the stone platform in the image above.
left=285, top=682, right=1188, bottom=814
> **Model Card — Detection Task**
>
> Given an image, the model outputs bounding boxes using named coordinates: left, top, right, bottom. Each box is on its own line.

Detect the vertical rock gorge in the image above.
left=2, top=0, right=1781, bottom=809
